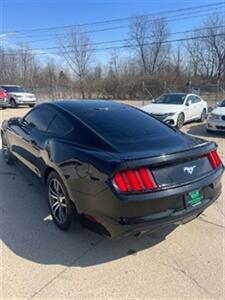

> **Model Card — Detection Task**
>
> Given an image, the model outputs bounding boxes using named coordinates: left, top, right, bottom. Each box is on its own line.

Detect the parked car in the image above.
left=0, top=88, right=8, bottom=109
left=142, top=93, right=208, bottom=129
left=0, top=85, right=37, bottom=108
left=1, top=100, right=223, bottom=239
left=207, top=99, right=225, bottom=132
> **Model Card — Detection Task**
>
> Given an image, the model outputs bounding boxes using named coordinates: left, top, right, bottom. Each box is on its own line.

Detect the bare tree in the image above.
left=129, top=16, right=170, bottom=75
left=0, top=45, right=37, bottom=86
left=184, top=13, right=225, bottom=80
left=17, top=44, right=36, bottom=87
left=59, top=29, right=93, bottom=98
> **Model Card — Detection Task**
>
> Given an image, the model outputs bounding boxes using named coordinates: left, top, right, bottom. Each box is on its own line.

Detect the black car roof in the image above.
left=39, top=99, right=198, bottom=155
left=52, top=99, right=127, bottom=112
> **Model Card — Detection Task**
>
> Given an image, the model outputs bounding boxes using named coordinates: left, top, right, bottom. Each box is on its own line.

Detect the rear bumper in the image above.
left=17, top=100, right=36, bottom=105
left=101, top=191, right=221, bottom=239
left=0, top=102, right=9, bottom=108
left=82, top=166, right=224, bottom=239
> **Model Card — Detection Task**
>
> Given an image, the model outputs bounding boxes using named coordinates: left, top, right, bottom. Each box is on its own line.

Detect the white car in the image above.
left=207, top=99, right=225, bottom=132
left=1, top=85, right=37, bottom=108
left=142, top=93, right=208, bottom=129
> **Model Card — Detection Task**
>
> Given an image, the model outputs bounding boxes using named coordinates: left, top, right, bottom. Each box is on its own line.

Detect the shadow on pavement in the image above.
left=186, top=123, right=225, bottom=139
left=0, top=149, right=177, bottom=268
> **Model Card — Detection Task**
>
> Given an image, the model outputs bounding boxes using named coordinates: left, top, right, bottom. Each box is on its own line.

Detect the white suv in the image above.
left=142, top=93, right=208, bottom=129
left=1, top=85, right=37, bottom=108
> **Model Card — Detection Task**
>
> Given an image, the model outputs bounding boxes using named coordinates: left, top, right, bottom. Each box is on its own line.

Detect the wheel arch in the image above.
left=45, top=166, right=79, bottom=216
left=43, top=166, right=56, bottom=184
left=43, top=166, right=76, bottom=207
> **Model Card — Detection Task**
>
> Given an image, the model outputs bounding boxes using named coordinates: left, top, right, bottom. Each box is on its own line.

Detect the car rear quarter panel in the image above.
left=43, top=139, right=118, bottom=213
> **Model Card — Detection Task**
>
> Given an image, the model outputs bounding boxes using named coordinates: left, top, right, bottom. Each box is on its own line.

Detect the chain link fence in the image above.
left=27, top=82, right=225, bottom=109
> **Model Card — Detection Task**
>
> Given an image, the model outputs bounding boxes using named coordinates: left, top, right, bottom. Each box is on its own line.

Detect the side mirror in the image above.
left=216, top=102, right=220, bottom=107
left=8, top=117, right=22, bottom=126
left=186, top=100, right=191, bottom=106
left=151, top=99, right=155, bottom=103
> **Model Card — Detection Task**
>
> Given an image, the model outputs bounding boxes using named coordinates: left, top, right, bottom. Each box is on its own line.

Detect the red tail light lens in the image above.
left=207, top=150, right=222, bottom=169
left=139, top=168, right=156, bottom=190
left=113, top=172, right=129, bottom=192
left=0, top=91, right=6, bottom=100
left=113, top=167, right=156, bottom=193
left=126, top=170, right=142, bottom=191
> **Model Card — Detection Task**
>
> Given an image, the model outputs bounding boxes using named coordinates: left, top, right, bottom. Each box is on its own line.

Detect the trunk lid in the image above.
left=108, top=140, right=218, bottom=189
left=151, top=156, right=212, bottom=188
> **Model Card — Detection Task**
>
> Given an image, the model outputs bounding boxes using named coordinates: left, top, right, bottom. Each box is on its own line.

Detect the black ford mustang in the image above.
left=1, top=100, right=224, bottom=238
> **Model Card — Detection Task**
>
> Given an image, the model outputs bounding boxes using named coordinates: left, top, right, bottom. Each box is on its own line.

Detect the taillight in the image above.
left=112, top=167, right=156, bottom=193
left=207, top=150, right=222, bottom=169
left=0, top=91, right=6, bottom=101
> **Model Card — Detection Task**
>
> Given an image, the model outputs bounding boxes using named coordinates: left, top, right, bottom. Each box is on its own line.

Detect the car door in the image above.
left=9, top=106, right=55, bottom=177
left=184, top=95, right=196, bottom=121
left=193, top=95, right=204, bottom=118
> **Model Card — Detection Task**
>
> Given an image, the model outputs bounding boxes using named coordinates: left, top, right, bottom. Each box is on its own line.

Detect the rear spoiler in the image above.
left=116, top=142, right=217, bottom=171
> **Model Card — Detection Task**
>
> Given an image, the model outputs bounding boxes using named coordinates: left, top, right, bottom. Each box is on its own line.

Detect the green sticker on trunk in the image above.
left=188, top=190, right=202, bottom=207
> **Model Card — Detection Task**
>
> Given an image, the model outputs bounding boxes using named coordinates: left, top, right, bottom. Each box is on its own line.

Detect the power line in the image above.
left=1, top=1, right=224, bottom=36
left=2, top=32, right=225, bottom=56
left=5, top=24, right=225, bottom=53
left=4, top=9, right=223, bottom=44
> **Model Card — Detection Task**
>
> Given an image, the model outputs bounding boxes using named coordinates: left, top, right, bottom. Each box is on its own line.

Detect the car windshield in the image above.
left=155, top=94, right=186, bottom=105
left=220, top=100, right=225, bottom=107
left=2, top=86, right=26, bottom=93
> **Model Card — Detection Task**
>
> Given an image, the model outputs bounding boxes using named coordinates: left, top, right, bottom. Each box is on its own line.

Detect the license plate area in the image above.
left=185, top=190, right=203, bottom=207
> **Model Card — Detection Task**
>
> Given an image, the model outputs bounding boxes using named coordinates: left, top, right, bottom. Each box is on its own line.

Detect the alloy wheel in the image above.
left=177, top=113, right=184, bottom=129
left=48, top=178, right=68, bottom=224
left=1, top=135, right=13, bottom=164
left=201, top=110, right=207, bottom=122
left=10, top=99, right=17, bottom=108
left=2, top=143, right=9, bottom=160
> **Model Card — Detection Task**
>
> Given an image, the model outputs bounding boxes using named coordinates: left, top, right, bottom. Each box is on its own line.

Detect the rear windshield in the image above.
left=75, top=106, right=177, bottom=151
left=2, top=86, right=26, bottom=93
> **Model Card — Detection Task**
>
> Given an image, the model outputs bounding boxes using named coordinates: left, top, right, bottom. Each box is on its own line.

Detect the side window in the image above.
left=52, top=116, right=106, bottom=150
left=23, top=107, right=55, bottom=132
left=194, top=96, right=201, bottom=103
left=47, top=115, right=73, bottom=135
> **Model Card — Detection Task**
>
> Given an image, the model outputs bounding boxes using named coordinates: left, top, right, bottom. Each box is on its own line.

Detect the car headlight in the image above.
left=165, top=112, right=176, bottom=117
left=209, top=113, right=220, bottom=120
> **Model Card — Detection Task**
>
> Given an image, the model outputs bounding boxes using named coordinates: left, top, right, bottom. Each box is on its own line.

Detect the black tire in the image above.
left=29, top=104, right=35, bottom=108
left=10, top=98, right=17, bottom=108
left=199, top=109, right=207, bottom=122
left=47, top=171, right=75, bottom=231
left=1, top=133, right=14, bottom=164
left=176, top=113, right=185, bottom=129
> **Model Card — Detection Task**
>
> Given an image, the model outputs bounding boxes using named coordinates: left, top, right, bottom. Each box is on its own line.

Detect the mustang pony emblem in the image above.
left=184, top=166, right=196, bottom=175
